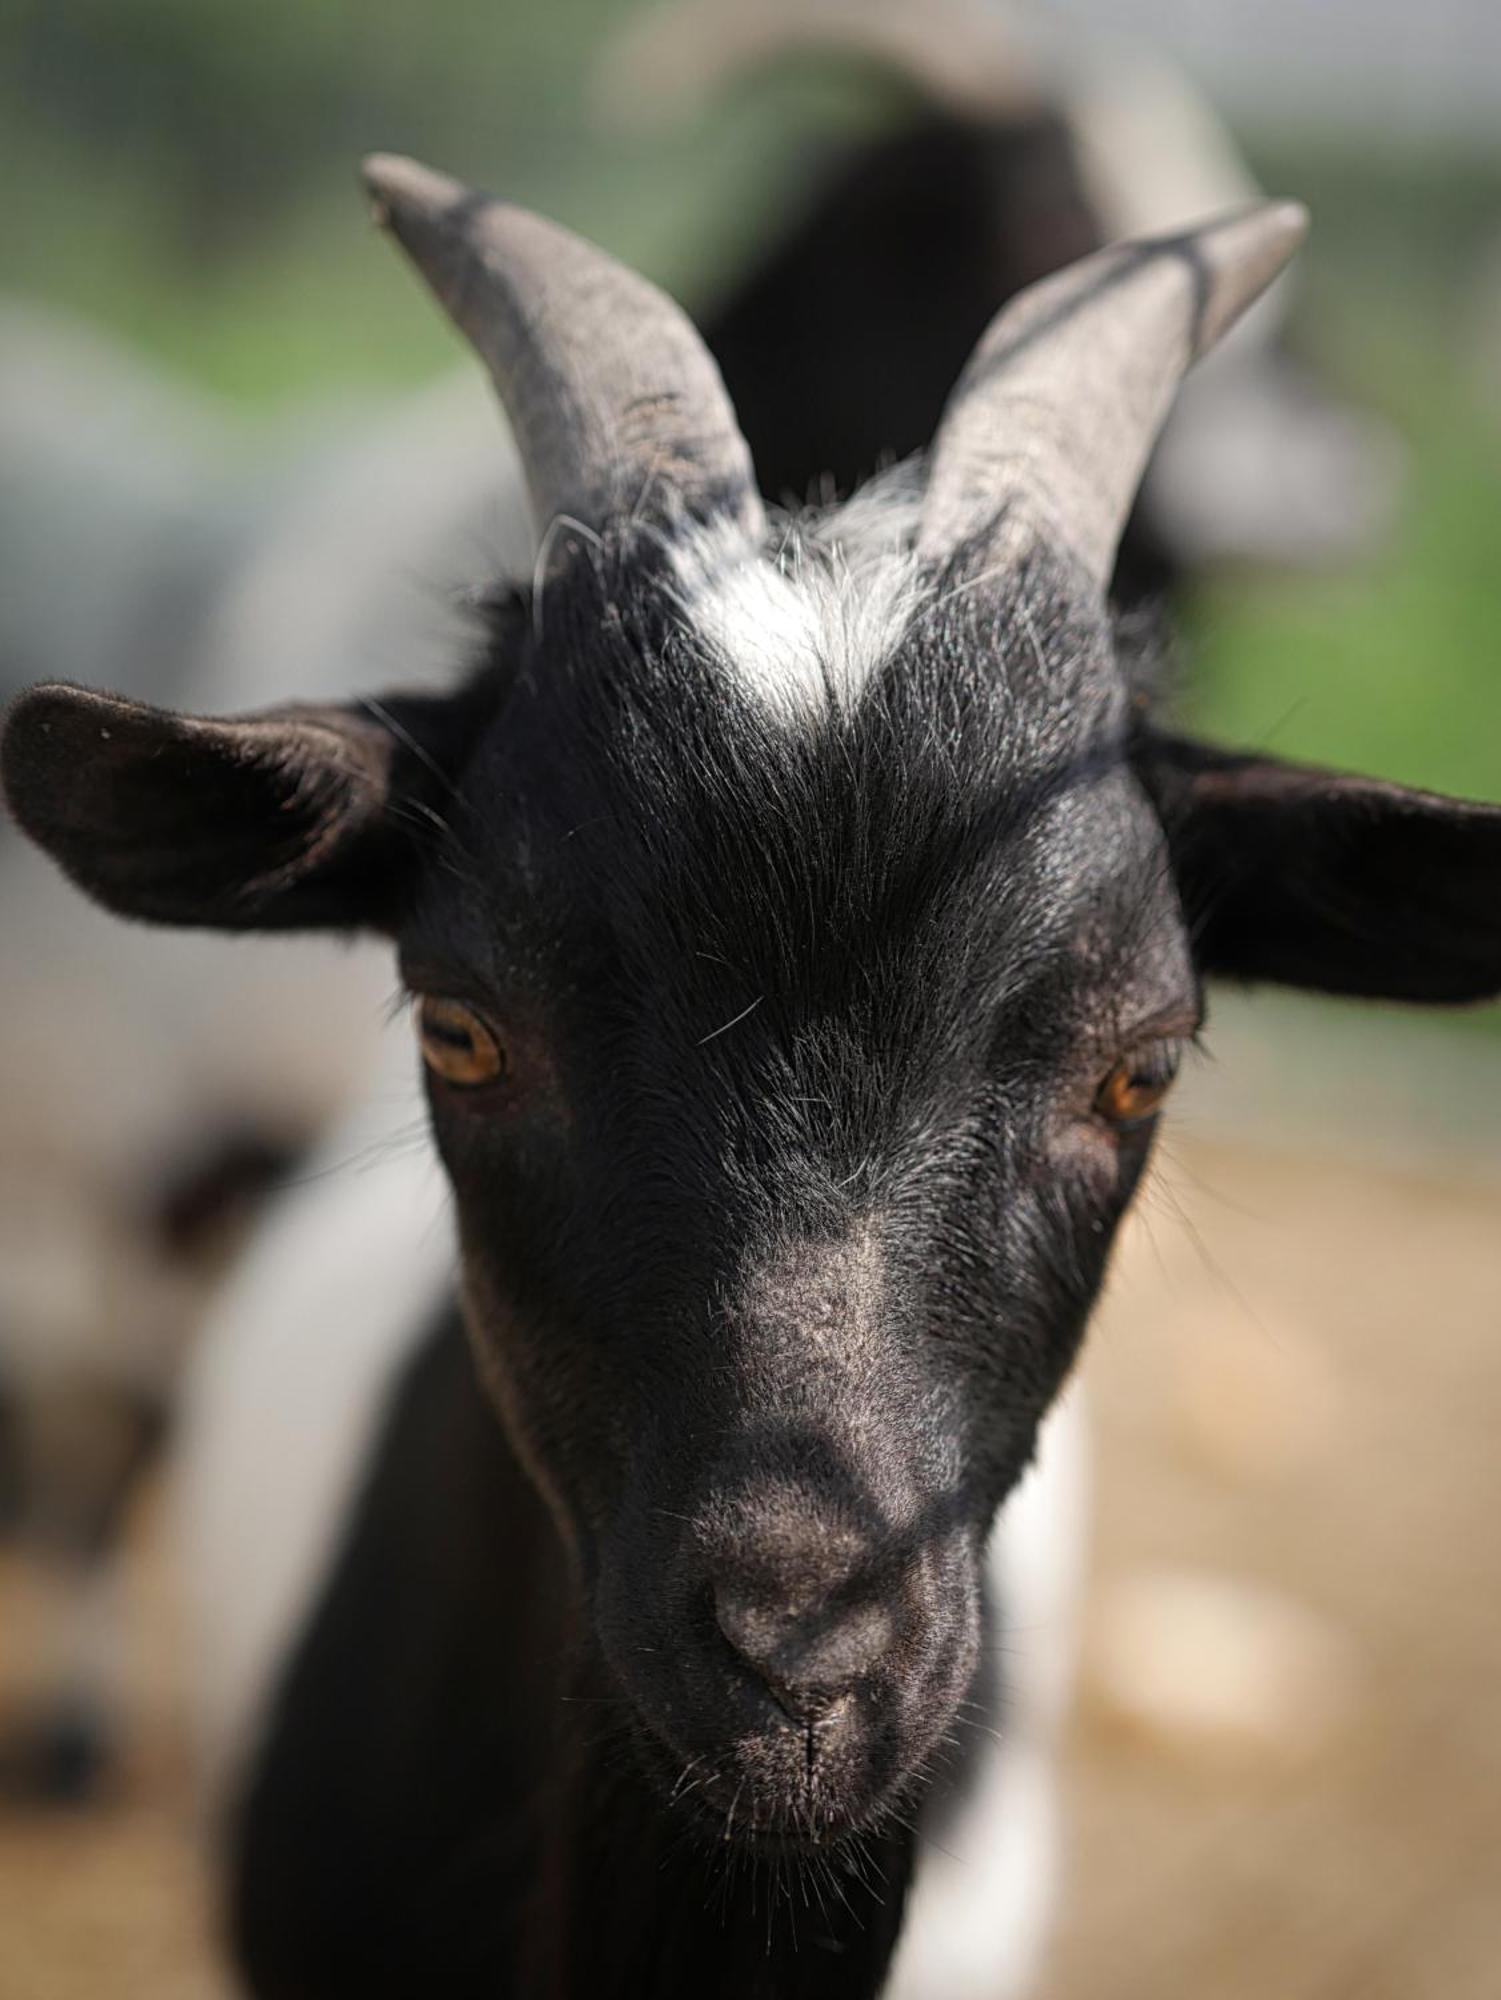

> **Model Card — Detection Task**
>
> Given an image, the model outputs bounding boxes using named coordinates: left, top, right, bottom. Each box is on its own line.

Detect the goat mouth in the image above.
left=632, top=1710, right=923, bottom=1853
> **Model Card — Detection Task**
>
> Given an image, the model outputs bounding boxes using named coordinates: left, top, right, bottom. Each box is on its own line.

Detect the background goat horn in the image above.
left=918, top=201, right=1309, bottom=589
left=362, top=153, right=765, bottom=549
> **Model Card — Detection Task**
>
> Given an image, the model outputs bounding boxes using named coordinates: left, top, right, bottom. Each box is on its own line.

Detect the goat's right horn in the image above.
left=918, top=201, right=1309, bottom=591
left=362, top=154, right=764, bottom=549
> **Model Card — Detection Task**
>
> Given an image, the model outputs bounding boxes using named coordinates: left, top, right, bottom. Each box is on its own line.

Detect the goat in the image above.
left=4, top=158, right=1499, bottom=1996
left=0, top=3, right=1396, bottom=1801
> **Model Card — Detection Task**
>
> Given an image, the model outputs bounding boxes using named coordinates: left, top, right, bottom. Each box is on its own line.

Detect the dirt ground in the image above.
left=0, top=1136, right=1497, bottom=1999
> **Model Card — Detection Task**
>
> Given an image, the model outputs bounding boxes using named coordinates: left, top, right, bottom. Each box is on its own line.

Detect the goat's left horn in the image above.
left=918, top=201, right=1309, bottom=590
left=362, top=154, right=765, bottom=547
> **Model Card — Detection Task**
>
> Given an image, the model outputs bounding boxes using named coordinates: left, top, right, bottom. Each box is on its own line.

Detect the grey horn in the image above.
left=362, top=154, right=764, bottom=546
left=918, top=201, right=1310, bottom=589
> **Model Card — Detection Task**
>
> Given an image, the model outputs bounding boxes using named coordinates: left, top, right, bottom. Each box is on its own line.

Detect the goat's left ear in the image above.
left=1139, top=732, right=1501, bottom=1003
left=1, top=681, right=480, bottom=934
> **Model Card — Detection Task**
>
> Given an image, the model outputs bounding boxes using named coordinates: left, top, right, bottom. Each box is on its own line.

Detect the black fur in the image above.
left=0, top=679, right=497, bottom=932
left=234, top=1306, right=919, bottom=1999
left=232, top=1306, right=558, bottom=1995
left=1142, top=732, right=1501, bottom=1002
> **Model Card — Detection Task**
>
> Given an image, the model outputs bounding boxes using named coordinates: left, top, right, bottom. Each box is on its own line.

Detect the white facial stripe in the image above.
left=677, top=535, right=829, bottom=713
left=666, top=480, right=928, bottom=721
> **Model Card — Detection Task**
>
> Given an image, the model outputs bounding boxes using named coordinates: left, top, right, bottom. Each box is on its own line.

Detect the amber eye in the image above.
left=416, top=996, right=505, bottom=1087
left=1095, top=1046, right=1178, bottom=1129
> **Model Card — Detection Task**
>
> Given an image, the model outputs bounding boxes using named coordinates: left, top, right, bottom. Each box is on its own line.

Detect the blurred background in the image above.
left=0, top=1, right=1498, bottom=1996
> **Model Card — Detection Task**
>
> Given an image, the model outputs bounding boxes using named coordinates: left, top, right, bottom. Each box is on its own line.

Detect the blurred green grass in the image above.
left=4, top=7, right=1500, bottom=1037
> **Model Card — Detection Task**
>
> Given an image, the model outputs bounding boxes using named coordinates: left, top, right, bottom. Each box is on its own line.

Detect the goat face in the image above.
left=393, top=532, right=1192, bottom=1839
left=5, top=163, right=1500, bottom=1851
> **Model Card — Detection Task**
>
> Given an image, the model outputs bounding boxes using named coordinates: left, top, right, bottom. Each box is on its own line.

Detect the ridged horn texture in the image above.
left=362, top=153, right=764, bottom=546
left=918, top=201, right=1310, bottom=589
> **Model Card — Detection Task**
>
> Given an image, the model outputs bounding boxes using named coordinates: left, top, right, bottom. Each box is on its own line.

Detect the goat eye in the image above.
left=416, top=996, right=506, bottom=1087
left=1095, top=1045, right=1179, bottom=1129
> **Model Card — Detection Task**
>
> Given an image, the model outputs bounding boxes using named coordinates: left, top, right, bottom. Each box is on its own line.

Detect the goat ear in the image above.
left=1139, top=732, right=1501, bottom=1004
left=1, top=681, right=475, bottom=933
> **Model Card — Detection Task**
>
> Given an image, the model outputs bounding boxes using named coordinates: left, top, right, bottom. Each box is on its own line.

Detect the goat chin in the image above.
left=632, top=1707, right=930, bottom=1853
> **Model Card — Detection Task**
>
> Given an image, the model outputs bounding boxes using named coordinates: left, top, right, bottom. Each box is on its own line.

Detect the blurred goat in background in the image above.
left=0, top=329, right=517, bottom=1795
left=606, top=0, right=1401, bottom=585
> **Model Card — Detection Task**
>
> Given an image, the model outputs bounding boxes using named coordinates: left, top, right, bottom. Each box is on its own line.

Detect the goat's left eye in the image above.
left=1095, top=1044, right=1179, bottom=1129
left=416, top=996, right=506, bottom=1087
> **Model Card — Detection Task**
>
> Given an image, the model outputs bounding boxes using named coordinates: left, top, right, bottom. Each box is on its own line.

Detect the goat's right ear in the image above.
left=1138, top=731, right=1501, bottom=1004
left=1, top=681, right=480, bottom=934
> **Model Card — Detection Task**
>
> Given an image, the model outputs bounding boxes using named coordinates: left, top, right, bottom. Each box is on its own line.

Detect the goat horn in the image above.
left=918, top=201, right=1309, bottom=589
left=362, top=154, right=764, bottom=548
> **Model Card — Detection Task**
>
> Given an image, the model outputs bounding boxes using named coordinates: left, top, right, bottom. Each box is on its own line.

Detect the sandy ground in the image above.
left=0, top=1135, right=1497, bottom=1999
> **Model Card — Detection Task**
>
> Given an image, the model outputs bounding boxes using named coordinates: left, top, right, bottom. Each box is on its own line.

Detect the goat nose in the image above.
left=714, top=1583, right=893, bottom=1719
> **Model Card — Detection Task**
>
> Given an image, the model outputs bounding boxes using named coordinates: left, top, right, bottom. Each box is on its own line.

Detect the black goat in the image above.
left=3, top=159, right=1499, bottom=1998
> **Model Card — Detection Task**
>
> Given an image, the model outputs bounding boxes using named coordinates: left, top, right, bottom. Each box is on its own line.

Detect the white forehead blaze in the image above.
left=665, top=485, right=928, bottom=722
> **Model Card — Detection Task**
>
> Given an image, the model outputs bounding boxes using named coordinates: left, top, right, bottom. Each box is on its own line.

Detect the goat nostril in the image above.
left=712, top=1583, right=887, bottom=1721
left=713, top=1585, right=774, bottom=1666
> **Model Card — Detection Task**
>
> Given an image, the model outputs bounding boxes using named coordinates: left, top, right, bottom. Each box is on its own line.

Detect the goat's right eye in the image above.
left=1094, top=1042, right=1180, bottom=1130
left=416, top=996, right=506, bottom=1087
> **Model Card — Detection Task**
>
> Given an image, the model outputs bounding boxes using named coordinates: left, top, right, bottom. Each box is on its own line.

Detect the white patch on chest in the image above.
left=885, top=1391, right=1090, bottom=2000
